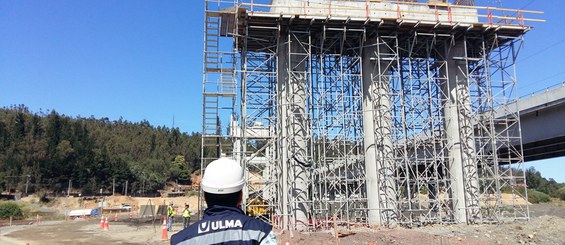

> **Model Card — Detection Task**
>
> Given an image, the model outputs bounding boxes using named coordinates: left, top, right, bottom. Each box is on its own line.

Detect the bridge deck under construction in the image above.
left=201, top=0, right=544, bottom=230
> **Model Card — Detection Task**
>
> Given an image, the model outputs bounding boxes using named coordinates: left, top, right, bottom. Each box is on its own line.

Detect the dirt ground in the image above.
left=0, top=219, right=174, bottom=245
left=1, top=198, right=564, bottom=245
left=276, top=203, right=565, bottom=245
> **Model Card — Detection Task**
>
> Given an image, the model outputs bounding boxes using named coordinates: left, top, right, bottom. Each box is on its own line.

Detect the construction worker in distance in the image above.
left=167, top=201, right=175, bottom=231
left=170, top=158, right=276, bottom=245
left=182, top=202, right=191, bottom=229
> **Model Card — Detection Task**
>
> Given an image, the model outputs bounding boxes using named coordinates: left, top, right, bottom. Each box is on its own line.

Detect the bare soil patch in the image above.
left=1, top=198, right=564, bottom=245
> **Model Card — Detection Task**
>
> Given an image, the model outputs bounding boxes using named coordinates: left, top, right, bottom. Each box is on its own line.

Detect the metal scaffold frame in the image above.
left=201, top=0, right=540, bottom=229
left=200, top=0, right=239, bottom=214
left=309, top=25, right=366, bottom=229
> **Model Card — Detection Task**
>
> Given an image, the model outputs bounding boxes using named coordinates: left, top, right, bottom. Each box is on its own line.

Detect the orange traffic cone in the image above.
left=285, top=241, right=290, bottom=245
left=368, top=242, right=375, bottom=245
left=114, top=213, right=118, bottom=222
left=104, top=216, right=109, bottom=231
left=83, top=215, right=87, bottom=220
left=129, top=212, right=132, bottom=219
left=100, top=216, right=104, bottom=229
left=161, top=217, right=168, bottom=240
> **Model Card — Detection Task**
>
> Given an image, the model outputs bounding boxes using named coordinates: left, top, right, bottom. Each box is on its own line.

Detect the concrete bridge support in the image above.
left=441, top=39, right=480, bottom=224
left=362, top=37, right=397, bottom=226
left=277, top=30, right=310, bottom=230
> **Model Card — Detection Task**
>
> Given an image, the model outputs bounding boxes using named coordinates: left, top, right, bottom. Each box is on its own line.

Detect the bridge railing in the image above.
left=520, top=81, right=565, bottom=99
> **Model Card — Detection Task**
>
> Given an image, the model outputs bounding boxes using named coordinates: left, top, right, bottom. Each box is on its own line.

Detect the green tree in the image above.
left=0, top=202, right=24, bottom=218
left=557, top=187, right=565, bottom=201
left=170, top=155, right=191, bottom=184
left=526, top=167, right=543, bottom=189
left=0, top=106, right=203, bottom=196
left=527, top=189, right=551, bottom=203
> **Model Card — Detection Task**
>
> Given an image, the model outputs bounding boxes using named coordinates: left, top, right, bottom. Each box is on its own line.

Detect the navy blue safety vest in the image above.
left=170, top=205, right=272, bottom=245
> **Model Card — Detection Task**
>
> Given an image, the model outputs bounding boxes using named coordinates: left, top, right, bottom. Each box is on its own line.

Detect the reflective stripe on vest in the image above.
left=176, top=229, right=266, bottom=245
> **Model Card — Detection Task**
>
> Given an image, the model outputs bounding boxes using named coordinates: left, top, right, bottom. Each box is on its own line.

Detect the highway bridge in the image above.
left=516, top=83, right=565, bottom=161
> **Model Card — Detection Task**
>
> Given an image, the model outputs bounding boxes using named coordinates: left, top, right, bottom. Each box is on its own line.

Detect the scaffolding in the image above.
left=200, top=0, right=239, bottom=211
left=201, top=0, right=543, bottom=229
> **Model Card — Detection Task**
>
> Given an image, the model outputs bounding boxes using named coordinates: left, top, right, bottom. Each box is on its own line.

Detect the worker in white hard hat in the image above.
left=182, top=202, right=191, bottom=228
left=170, top=158, right=277, bottom=245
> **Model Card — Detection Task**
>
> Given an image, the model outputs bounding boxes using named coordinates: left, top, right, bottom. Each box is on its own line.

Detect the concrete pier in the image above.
left=362, top=37, right=397, bottom=226
left=277, top=30, right=310, bottom=229
left=441, top=39, right=480, bottom=223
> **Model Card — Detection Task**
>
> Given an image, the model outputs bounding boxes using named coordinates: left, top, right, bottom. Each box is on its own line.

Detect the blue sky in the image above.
left=1, top=1, right=204, bottom=131
left=1, top=1, right=564, bottom=182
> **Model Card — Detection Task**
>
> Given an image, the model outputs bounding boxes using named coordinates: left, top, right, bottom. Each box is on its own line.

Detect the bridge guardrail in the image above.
left=520, top=81, right=565, bottom=99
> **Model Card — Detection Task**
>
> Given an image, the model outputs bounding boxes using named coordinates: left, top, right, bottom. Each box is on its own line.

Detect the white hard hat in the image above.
left=201, top=158, right=244, bottom=194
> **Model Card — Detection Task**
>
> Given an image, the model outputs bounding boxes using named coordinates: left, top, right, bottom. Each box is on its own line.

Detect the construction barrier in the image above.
left=161, top=217, right=168, bottom=240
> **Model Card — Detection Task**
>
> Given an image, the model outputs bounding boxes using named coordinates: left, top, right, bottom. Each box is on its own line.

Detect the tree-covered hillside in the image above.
left=525, top=166, right=565, bottom=202
left=0, top=105, right=201, bottom=196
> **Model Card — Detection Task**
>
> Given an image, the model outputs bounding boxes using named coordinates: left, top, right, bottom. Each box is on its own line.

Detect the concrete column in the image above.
left=277, top=31, right=290, bottom=230
left=277, top=30, right=309, bottom=229
left=362, top=37, right=397, bottom=226
left=441, top=40, right=480, bottom=224
left=230, top=116, right=245, bottom=201
left=263, top=142, right=274, bottom=201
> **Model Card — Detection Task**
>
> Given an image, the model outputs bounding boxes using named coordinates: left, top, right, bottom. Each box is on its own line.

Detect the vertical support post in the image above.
left=362, top=36, right=397, bottom=226
left=68, top=179, right=71, bottom=197
left=239, top=24, right=249, bottom=209
left=277, top=29, right=309, bottom=230
left=25, top=175, right=29, bottom=195
left=365, top=0, right=369, bottom=18
left=448, top=6, right=453, bottom=24
left=517, top=11, right=525, bottom=27
left=441, top=38, right=479, bottom=224
left=277, top=27, right=289, bottom=230
left=362, top=38, right=380, bottom=226
left=487, top=7, right=493, bottom=25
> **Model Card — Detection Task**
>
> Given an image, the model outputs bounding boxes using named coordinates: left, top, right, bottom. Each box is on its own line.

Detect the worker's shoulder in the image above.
left=171, top=221, right=201, bottom=245
left=170, top=229, right=188, bottom=245
left=239, top=214, right=272, bottom=231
